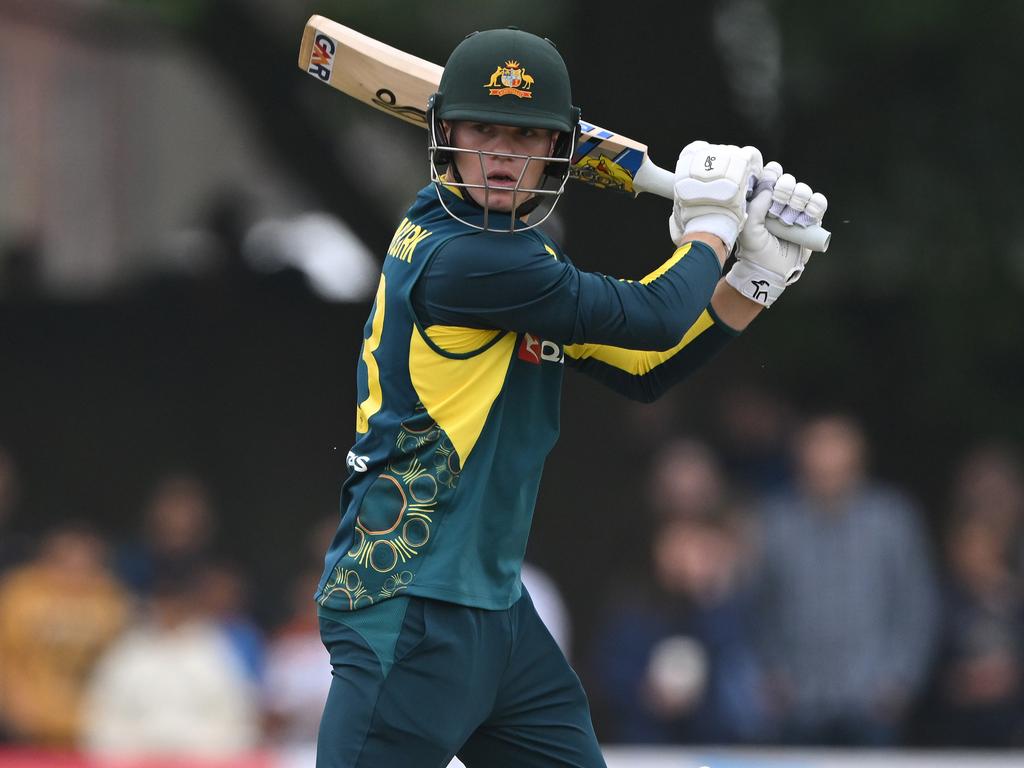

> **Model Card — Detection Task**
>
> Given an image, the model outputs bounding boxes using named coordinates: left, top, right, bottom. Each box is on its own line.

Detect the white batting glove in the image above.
left=726, top=162, right=828, bottom=307
left=669, top=141, right=764, bottom=251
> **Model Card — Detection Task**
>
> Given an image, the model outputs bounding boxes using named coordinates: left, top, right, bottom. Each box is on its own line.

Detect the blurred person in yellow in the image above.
left=0, top=523, right=129, bottom=747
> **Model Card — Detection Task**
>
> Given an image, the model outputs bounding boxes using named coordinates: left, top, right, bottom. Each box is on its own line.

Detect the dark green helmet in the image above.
left=434, top=28, right=578, bottom=132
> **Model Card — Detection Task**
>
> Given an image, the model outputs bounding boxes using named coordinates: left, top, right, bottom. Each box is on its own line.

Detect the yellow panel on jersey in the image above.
left=639, top=242, right=694, bottom=285
left=564, top=309, right=716, bottom=376
left=356, top=275, right=387, bottom=434
left=423, top=325, right=504, bottom=356
left=409, top=326, right=516, bottom=463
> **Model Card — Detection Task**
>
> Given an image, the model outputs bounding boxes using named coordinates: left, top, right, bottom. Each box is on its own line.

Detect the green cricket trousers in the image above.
left=315, top=588, right=606, bottom=767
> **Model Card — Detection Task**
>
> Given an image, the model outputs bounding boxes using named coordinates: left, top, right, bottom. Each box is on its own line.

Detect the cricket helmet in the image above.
left=434, top=27, right=578, bottom=132
left=426, top=28, right=581, bottom=232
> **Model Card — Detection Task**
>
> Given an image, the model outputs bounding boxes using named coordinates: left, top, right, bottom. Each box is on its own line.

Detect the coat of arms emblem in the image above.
left=484, top=60, right=534, bottom=99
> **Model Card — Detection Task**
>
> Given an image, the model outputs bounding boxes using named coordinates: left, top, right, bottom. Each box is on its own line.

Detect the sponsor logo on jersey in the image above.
left=518, top=333, right=563, bottom=365
left=347, top=450, right=369, bottom=472
left=307, top=32, right=337, bottom=82
left=483, top=60, right=534, bottom=99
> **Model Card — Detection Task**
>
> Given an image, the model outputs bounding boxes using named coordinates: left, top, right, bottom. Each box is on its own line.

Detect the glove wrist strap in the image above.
left=725, top=259, right=787, bottom=308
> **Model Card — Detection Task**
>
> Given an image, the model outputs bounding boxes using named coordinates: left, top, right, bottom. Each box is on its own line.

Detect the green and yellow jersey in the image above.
left=316, top=183, right=737, bottom=617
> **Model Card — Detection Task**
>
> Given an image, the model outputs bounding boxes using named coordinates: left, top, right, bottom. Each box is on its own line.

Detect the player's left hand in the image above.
left=725, top=162, right=828, bottom=308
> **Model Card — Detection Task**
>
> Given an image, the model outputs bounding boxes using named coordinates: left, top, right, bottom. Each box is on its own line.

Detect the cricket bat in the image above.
left=298, top=15, right=831, bottom=252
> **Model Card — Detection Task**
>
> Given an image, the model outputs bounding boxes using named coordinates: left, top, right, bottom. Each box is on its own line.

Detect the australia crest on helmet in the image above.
left=483, top=60, right=535, bottom=99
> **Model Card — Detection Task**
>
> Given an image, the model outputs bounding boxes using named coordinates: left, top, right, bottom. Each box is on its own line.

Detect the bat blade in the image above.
left=297, top=16, right=648, bottom=187
left=299, top=15, right=440, bottom=127
left=298, top=16, right=831, bottom=252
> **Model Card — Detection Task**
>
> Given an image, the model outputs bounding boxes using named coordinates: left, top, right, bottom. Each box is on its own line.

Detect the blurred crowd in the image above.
left=0, top=466, right=330, bottom=759
left=1, top=396, right=1023, bottom=758
left=587, top=403, right=1024, bottom=749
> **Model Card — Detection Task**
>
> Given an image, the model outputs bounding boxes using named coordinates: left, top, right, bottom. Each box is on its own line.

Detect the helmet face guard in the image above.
left=427, top=27, right=581, bottom=233
left=427, top=104, right=579, bottom=233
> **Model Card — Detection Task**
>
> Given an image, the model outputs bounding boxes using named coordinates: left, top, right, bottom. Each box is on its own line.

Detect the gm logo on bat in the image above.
left=308, top=32, right=337, bottom=82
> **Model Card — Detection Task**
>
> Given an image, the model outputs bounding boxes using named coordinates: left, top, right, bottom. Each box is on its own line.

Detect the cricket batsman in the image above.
left=314, top=27, right=827, bottom=767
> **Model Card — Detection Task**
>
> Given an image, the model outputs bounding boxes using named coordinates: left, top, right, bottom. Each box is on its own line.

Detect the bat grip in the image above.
left=634, top=161, right=832, bottom=253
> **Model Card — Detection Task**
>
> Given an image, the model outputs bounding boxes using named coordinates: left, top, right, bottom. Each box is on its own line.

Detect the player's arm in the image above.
left=412, top=233, right=724, bottom=353
left=562, top=279, right=761, bottom=403
left=564, top=302, right=736, bottom=402
left=413, top=141, right=765, bottom=351
left=560, top=141, right=761, bottom=401
left=564, top=157, right=829, bottom=402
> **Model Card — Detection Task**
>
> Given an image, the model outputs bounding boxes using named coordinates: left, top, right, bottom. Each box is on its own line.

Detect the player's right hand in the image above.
left=669, top=141, right=763, bottom=251
left=726, top=161, right=828, bottom=308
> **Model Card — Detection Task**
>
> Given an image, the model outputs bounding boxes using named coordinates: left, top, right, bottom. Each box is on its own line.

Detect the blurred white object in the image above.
left=243, top=212, right=378, bottom=301
left=646, top=635, right=709, bottom=712
left=82, top=619, right=259, bottom=758
left=262, top=626, right=332, bottom=747
left=521, top=561, right=572, bottom=659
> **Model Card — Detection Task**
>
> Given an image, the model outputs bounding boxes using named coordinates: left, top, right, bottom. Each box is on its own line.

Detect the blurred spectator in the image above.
left=949, top=442, right=1024, bottom=573
left=649, top=438, right=728, bottom=521
left=82, top=563, right=259, bottom=758
left=521, top=561, right=572, bottom=660
left=262, top=569, right=329, bottom=748
left=922, top=487, right=1024, bottom=745
left=716, top=386, right=796, bottom=494
left=0, top=524, right=130, bottom=747
left=196, top=560, right=266, bottom=683
left=116, top=472, right=215, bottom=594
left=0, top=445, right=31, bottom=576
left=592, top=510, right=767, bottom=744
left=753, top=414, right=938, bottom=746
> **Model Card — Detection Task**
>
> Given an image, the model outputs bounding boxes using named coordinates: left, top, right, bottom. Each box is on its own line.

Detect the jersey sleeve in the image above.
left=564, top=305, right=738, bottom=402
left=411, top=231, right=722, bottom=352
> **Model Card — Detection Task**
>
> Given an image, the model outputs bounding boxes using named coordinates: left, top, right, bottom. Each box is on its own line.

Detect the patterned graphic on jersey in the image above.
left=320, top=405, right=462, bottom=608
left=319, top=567, right=373, bottom=610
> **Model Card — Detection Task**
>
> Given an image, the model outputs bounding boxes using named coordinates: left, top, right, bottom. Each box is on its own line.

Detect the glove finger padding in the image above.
left=755, top=161, right=784, bottom=196
left=768, top=173, right=797, bottom=220
left=727, top=188, right=813, bottom=307
left=796, top=192, right=829, bottom=228
left=769, top=173, right=828, bottom=229
left=779, top=182, right=813, bottom=225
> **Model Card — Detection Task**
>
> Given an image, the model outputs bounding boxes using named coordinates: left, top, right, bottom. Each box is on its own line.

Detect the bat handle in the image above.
left=634, top=160, right=832, bottom=253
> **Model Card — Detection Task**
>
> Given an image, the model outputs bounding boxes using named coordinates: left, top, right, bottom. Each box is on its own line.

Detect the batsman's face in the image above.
left=447, top=121, right=558, bottom=213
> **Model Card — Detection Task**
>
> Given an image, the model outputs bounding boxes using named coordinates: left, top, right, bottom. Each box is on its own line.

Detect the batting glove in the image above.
left=726, top=162, right=828, bottom=307
left=669, top=141, right=763, bottom=251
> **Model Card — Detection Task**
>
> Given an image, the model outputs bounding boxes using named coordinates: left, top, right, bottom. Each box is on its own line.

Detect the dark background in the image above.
left=1, top=0, right=1021, bottom=680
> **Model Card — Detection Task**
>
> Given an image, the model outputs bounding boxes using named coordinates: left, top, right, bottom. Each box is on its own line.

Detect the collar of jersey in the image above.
left=436, top=174, right=517, bottom=229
